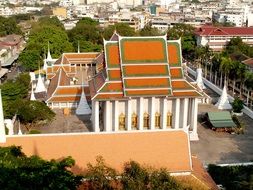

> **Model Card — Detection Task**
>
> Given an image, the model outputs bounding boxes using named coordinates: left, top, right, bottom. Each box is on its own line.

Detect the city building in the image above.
left=195, top=26, right=253, bottom=51
left=52, top=7, right=68, bottom=20
left=89, top=33, right=203, bottom=140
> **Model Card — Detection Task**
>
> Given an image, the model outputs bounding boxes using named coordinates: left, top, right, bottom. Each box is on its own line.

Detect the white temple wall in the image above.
left=143, top=98, right=149, bottom=114
left=179, top=99, right=185, bottom=128
left=131, top=99, right=137, bottom=114
left=118, top=101, right=126, bottom=115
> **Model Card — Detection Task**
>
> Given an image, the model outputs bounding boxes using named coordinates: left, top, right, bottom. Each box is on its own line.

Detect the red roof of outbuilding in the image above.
left=195, top=26, right=253, bottom=36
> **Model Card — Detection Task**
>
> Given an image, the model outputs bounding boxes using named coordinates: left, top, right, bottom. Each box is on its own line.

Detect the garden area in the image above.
left=0, top=73, right=55, bottom=134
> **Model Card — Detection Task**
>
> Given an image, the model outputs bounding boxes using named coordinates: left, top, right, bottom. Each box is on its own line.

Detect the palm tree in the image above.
left=236, top=62, right=247, bottom=97
left=245, top=71, right=253, bottom=106
left=220, top=56, right=233, bottom=87
left=211, top=53, right=221, bottom=85
left=228, top=61, right=240, bottom=95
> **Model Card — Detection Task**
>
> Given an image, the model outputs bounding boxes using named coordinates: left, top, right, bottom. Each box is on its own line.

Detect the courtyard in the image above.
left=191, top=104, right=253, bottom=165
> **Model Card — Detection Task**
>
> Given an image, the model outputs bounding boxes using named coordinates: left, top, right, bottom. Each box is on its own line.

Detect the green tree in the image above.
left=121, top=161, right=149, bottom=190
left=0, top=146, right=82, bottom=189
left=68, top=17, right=102, bottom=52
left=103, top=23, right=136, bottom=40
left=139, top=24, right=161, bottom=36
left=18, top=50, right=42, bottom=71
left=17, top=100, right=55, bottom=125
left=85, top=156, right=118, bottom=190
left=167, top=23, right=196, bottom=61
left=0, top=16, right=22, bottom=36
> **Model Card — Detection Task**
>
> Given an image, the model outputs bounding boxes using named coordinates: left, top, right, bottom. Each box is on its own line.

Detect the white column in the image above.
left=114, top=100, right=119, bottom=131
left=127, top=99, right=132, bottom=131
left=182, top=98, right=189, bottom=129
left=162, top=98, right=167, bottom=130
left=104, top=101, right=111, bottom=131
left=174, top=98, right=180, bottom=129
left=138, top=97, right=143, bottom=130
left=92, top=100, right=100, bottom=132
left=150, top=97, right=155, bottom=130
left=0, top=90, right=6, bottom=143
left=191, top=98, right=199, bottom=140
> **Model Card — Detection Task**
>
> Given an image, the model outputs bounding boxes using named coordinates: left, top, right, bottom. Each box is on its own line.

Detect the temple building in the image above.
left=89, top=34, right=203, bottom=140
left=45, top=52, right=100, bottom=109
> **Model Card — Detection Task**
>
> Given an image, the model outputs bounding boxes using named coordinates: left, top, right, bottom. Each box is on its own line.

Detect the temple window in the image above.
left=155, top=112, right=161, bottom=129
left=143, top=112, right=149, bottom=129
left=132, top=112, right=138, bottom=130
left=119, top=113, right=126, bottom=130
left=167, top=112, right=172, bottom=128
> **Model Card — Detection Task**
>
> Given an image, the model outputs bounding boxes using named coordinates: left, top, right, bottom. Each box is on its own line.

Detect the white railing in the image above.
left=187, top=66, right=253, bottom=119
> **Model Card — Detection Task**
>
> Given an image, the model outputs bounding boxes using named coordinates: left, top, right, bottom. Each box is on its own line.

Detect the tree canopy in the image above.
left=0, top=16, right=22, bottom=36
left=139, top=24, right=161, bottom=36
left=0, top=146, right=82, bottom=190
left=103, top=23, right=136, bottom=40
left=19, top=16, right=73, bottom=71
left=68, top=17, right=102, bottom=52
left=167, top=23, right=197, bottom=61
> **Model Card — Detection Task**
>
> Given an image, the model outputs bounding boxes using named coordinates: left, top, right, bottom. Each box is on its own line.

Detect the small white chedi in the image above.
left=215, top=84, right=232, bottom=110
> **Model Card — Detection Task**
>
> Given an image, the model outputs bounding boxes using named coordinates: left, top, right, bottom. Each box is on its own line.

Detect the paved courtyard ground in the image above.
left=34, top=109, right=92, bottom=133
left=191, top=104, right=253, bottom=165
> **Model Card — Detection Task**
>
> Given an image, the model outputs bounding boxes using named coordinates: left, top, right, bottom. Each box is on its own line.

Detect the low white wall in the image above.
left=187, top=67, right=253, bottom=119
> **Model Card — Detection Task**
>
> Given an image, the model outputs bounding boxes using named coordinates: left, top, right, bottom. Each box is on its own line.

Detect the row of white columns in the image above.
left=91, top=97, right=199, bottom=140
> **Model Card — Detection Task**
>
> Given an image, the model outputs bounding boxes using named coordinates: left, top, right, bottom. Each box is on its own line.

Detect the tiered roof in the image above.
left=46, top=68, right=90, bottom=103
left=46, top=52, right=99, bottom=80
left=89, top=34, right=202, bottom=100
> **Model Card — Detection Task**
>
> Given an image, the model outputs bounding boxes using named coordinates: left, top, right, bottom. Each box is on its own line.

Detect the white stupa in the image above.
left=30, top=84, right=36, bottom=100
left=18, top=120, right=22, bottom=135
left=75, top=88, right=92, bottom=115
left=43, top=57, right=47, bottom=71
left=0, top=90, right=6, bottom=142
left=35, top=71, right=46, bottom=93
left=77, top=41, right=80, bottom=53
left=47, top=42, right=53, bottom=62
left=215, top=84, right=232, bottom=110
left=196, top=68, right=206, bottom=90
left=76, top=69, right=91, bottom=115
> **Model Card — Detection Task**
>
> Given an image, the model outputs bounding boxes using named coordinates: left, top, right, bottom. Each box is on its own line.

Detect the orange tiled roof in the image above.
left=89, top=35, right=202, bottom=100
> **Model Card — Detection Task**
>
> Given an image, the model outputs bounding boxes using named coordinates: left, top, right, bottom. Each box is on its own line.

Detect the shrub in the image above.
left=28, top=129, right=41, bottom=134
left=232, top=97, right=244, bottom=113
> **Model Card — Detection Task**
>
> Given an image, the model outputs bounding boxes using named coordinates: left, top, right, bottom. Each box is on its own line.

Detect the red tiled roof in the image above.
left=195, top=26, right=253, bottom=36
left=88, top=36, right=202, bottom=100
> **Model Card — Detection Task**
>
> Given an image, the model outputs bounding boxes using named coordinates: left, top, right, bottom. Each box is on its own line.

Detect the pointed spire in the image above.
left=43, top=58, right=47, bottom=71
left=77, top=41, right=80, bottom=53
left=196, top=68, right=206, bottom=90
left=47, top=42, right=52, bottom=61
left=76, top=69, right=91, bottom=115
left=76, top=88, right=92, bottom=115
left=0, top=90, right=6, bottom=142
left=18, top=120, right=22, bottom=135
left=30, top=83, right=36, bottom=101
left=215, top=83, right=232, bottom=110
left=35, top=67, right=46, bottom=93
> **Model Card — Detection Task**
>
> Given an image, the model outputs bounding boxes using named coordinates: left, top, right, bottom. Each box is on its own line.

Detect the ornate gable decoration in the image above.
left=89, top=35, right=201, bottom=100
